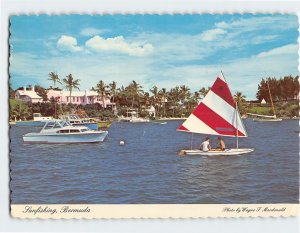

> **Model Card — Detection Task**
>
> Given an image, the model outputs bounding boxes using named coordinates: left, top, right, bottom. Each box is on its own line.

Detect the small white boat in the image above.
left=248, top=81, right=282, bottom=122
left=177, top=72, right=253, bottom=156
left=119, top=109, right=150, bottom=123
left=253, top=117, right=282, bottom=122
left=181, top=148, right=254, bottom=156
left=23, top=120, right=108, bottom=144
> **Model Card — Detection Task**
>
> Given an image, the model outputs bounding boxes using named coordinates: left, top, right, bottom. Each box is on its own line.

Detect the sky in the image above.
left=9, top=14, right=299, bottom=100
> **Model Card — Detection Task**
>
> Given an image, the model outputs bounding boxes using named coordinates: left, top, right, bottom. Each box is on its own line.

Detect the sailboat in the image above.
left=249, top=81, right=282, bottom=122
left=177, top=72, right=254, bottom=156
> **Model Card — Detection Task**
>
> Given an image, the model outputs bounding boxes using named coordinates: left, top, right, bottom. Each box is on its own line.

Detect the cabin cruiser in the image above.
left=23, top=120, right=108, bottom=144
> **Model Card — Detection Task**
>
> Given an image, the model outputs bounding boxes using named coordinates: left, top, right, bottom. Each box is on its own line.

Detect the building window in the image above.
left=77, top=97, right=79, bottom=102
left=67, top=97, right=69, bottom=102
left=73, top=97, right=75, bottom=102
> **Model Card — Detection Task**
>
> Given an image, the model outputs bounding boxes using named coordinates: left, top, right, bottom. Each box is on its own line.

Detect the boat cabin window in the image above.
left=80, top=128, right=88, bottom=132
left=58, top=129, right=70, bottom=133
left=70, top=129, right=80, bottom=133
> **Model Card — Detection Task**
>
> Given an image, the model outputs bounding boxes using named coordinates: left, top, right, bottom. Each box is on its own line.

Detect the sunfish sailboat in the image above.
left=177, top=72, right=254, bottom=156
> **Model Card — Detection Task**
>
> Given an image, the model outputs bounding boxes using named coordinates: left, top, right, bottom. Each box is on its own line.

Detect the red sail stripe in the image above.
left=193, top=103, right=245, bottom=136
left=177, top=124, right=189, bottom=131
left=210, top=77, right=235, bottom=108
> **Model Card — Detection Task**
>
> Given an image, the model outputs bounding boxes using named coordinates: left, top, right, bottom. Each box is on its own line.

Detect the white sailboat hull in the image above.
left=183, top=148, right=254, bottom=156
left=253, top=118, right=282, bottom=122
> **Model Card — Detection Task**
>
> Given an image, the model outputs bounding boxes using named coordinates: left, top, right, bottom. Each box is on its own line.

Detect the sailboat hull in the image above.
left=253, top=118, right=282, bottom=122
left=183, top=148, right=254, bottom=156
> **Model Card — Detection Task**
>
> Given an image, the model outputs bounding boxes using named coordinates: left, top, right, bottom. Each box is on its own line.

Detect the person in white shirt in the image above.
left=200, top=137, right=211, bottom=152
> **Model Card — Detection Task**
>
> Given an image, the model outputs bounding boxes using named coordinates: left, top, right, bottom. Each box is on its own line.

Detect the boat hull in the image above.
left=253, top=118, right=282, bottom=122
left=16, top=121, right=46, bottom=127
left=23, top=131, right=108, bottom=144
left=97, top=121, right=112, bottom=128
left=182, top=148, right=254, bottom=156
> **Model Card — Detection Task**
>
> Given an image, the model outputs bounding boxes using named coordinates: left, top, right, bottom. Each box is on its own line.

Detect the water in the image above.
left=10, top=119, right=299, bottom=204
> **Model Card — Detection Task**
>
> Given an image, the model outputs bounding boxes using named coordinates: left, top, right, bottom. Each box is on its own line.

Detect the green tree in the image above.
left=234, top=91, right=247, bottom=114
left=62, top=74, right=80, bottom=103
left=199, top=87, right=210, bottom=99
left=48, top=72, right=61, bottom=88
left=109, top=81, right=117, bottom=104
left=128, top=80, right=143, bottom=109
left=35, top=85, right=48, bottom=101
left=10, top=99, right=31, bottom=121
left=94, top=80, right=108, bottom=109
left=159, top=88, right=168, bottom=117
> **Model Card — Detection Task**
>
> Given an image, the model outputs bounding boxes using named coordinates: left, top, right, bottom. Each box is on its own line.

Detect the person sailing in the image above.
left=216, top=137, right=226, bottom=151
left=200, top=137, right=211, bottom=152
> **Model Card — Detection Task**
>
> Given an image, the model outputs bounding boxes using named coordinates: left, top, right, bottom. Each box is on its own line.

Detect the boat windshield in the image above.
left=43, top=120, right=71, bottom=130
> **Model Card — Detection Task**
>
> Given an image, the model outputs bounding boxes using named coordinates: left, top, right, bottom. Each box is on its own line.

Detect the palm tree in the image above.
left=234, top=91, right=246, bottom=105
left=199, top=87, right=210, bottom=99
left=234, top=91, right=247, bottom=114
left=48, top=72, right=61, bottom=88
left=95, top=80, right=108, bottom=109
left=62, top=74, right=80, bottom=103
left=109, top=81, right=117, bottom=104
left=129, top=80, right=143, bottom=109
left=159, top=88, right=168, bottom=117
left=150, top=85, right=159, bottom=116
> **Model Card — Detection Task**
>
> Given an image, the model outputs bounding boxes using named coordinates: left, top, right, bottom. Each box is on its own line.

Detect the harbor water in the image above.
left=10, top=119, right=299, bottom=204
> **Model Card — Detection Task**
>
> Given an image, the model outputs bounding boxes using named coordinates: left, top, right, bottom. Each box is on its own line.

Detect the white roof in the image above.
left=48, top=90, right=100, bottom=97
left=16, top=90, right=42, bottom=99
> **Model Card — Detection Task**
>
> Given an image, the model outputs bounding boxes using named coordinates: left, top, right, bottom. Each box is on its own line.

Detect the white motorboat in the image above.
left=16, top=113, right=54, bottom=127
left=23, top=120, right=108, bottom=144
left=119, top=109, right=150, bottom=123
left=177, top=72, right=254, bottom=156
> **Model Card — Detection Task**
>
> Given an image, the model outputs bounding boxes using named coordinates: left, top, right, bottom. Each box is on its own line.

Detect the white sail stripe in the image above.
left=202, top=91, right=247, bottom=135
left=182, top=114, right=219, bottom=135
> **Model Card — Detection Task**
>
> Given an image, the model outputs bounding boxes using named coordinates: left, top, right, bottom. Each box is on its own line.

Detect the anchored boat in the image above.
left=23, top=120, right=108, bottom=144
left=15, top=113, right=53, bottom=127
left=249, top=81, right=282, bottom=122
left=177, top=72, right=254, bottom=156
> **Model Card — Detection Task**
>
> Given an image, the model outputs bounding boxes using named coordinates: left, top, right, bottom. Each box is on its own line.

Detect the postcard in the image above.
left=9, top=14, right=299, bottom=218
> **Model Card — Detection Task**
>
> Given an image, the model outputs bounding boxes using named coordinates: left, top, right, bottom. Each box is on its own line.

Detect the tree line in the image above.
left=256, top=75, right=299, bottom=102
left=10, top=72, right=299, bottom=120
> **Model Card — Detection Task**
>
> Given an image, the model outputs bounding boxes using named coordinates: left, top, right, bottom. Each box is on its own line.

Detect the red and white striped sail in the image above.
left=177, top=73, right=248, bottom=137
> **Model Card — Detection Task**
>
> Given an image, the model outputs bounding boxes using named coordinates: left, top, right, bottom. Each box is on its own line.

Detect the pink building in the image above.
left=47, top=89, right=116, bottom=110
left=15, top=86, right=43, bottom=103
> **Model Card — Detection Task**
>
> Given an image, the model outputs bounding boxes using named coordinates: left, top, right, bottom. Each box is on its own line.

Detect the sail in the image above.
left=177, top=73, right=248, bottom=137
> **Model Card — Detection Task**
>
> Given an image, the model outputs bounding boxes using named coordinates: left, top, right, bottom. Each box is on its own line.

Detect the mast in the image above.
left=267, top=81, right=276, bottom=117
left=235, top=102, right=239, bottom=149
